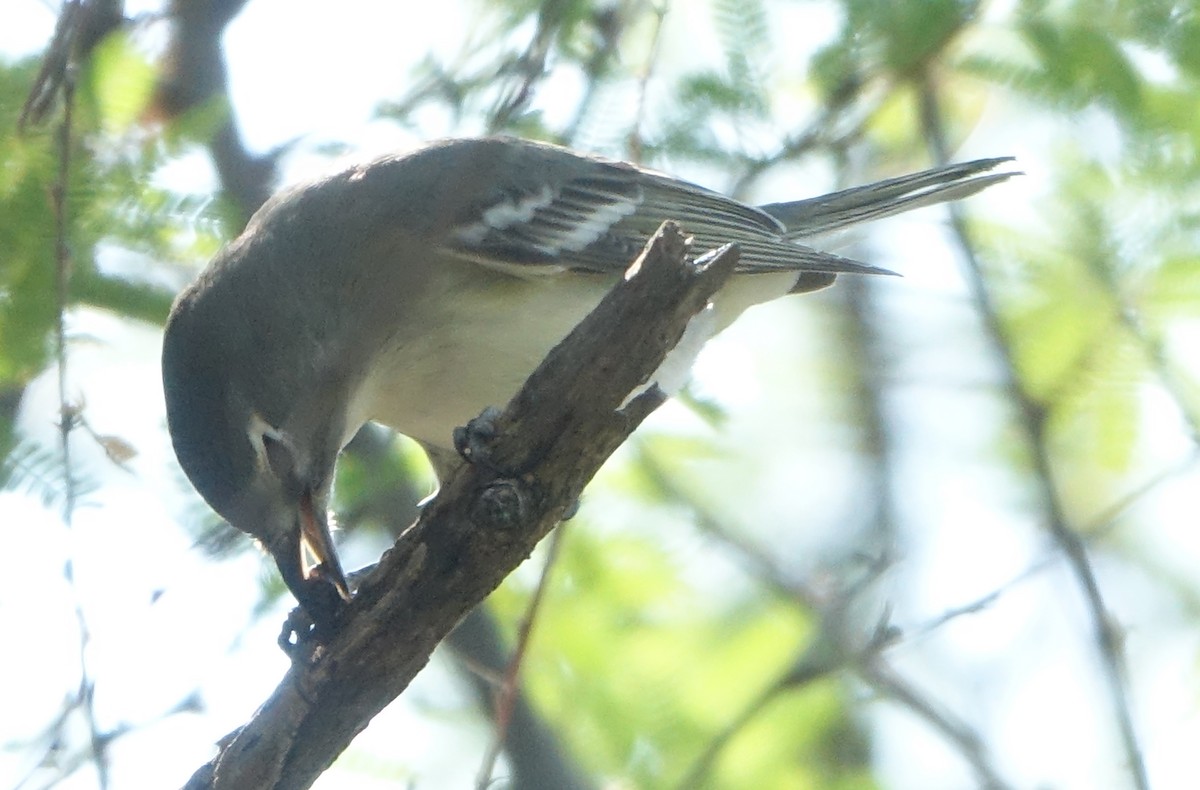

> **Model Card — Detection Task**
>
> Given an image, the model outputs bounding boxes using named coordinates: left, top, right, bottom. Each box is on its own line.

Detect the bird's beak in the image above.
left=298, top=489, right=351, bottom=603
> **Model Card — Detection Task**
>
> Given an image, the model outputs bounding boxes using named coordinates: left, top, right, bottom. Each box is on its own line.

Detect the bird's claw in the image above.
left=279, top=606, right=317, bottom=658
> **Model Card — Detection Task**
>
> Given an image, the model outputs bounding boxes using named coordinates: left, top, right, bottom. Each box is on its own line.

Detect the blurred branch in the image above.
left=641, top=442, right=1013, bottom=788
left=561, top=4, right=628, bottom=146
left=625, top=2, right=667, bottom=163
left=839, top=160, right=1011, bottom=789
left=18, top=0, right=123, bottom=131
left=859, top=658, right=1011, bottom=790
left=633, top=444, right=819, bottom=604
left=917, top=77, right=1150, bottom=790
left=833, top=169, right=1019, bottom=787
left=913, top=559, right=1049, bottom=639
left=44, top=35, right=112, bottom=789
left=449, top=607, right=596, bottom=790
left=839, top=268, right=899, bottom=553
left=672, top=575, right=889, bottom=790
left=183, top=225, right=738, bottom=789
left=52, top=48, right=79, bottom=533
left=150, top=0, right=276, bottom=218
left=1083, top=451, right=1200, bottom=539
left=14, top=5, right=149, bottom=782
left=487, top=0, right=571, bottom=132
left=474, top=525, right=570, bottom=789
left=673, top=669, right=795, bottom=790
left=674, top=558, right=1014, bottom=790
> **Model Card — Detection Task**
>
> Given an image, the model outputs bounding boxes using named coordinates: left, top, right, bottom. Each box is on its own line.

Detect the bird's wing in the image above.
left=761, top=157, right=1017, bottom=239
left=443, top=159, right=893, bottom=278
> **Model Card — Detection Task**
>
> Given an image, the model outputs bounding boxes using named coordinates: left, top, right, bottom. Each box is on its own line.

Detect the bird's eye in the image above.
left=261, top=431, right=300, bottom=490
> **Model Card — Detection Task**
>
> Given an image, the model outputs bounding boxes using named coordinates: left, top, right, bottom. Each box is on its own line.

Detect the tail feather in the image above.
left=760, top=158, right=1018, bottom=240
left=717, top=237, right=898, bottom=276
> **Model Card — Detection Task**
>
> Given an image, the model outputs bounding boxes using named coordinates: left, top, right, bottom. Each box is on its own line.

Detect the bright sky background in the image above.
left=3, top=2, right=1199, bottom=789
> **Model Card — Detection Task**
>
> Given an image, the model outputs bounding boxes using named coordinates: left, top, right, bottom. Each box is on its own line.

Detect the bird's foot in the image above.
left=453, top=406, right=504, bottom=472
left=454, top=406, right=582, bottom=520
left=277, top=574, right=349, bottom=658
left=279, top=607, right=317, bottom=659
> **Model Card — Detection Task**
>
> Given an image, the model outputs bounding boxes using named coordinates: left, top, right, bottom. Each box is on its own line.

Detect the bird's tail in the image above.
left=759, top=157, right=1018, bottom=240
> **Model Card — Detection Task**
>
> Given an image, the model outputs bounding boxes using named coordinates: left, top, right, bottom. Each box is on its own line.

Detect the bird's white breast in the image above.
left=349, top=254, right=803, bottom=454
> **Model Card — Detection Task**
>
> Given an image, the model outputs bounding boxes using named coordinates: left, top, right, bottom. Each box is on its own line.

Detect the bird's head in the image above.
left=161, top=282, right=351, bottom=632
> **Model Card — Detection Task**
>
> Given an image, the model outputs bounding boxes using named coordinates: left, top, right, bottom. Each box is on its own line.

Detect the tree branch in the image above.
left=183, top=223, right=739, bottom=789
left=151, top=0, right=274, bottom=219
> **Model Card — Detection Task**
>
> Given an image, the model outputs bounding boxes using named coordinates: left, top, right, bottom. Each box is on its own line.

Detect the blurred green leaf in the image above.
left=1143, top=254, right=1200, bottom=316
left=1023, top=19, right=1142, bottom=115
left=84, top=29, right=156, bottom=132
left=0, top=61, right=61, bottom=383
left=503, top=523, right=846, bottom=788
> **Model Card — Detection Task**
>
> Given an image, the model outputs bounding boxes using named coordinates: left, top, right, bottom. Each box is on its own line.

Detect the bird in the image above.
left=161, top=136, right=1014, bottom=631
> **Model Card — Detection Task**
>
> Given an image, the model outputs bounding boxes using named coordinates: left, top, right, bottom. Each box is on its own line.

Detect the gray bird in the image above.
left=161, top=136, right=1013, bottom=629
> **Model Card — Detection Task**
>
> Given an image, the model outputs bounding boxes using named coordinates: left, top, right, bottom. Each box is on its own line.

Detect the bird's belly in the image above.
left=354, top=261, right=802, bottom=454
left=358, top=270, right=612, bottom=452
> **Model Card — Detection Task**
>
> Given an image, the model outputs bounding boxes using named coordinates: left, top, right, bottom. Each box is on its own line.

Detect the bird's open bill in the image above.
left=298, top=489, right=351, bottom=603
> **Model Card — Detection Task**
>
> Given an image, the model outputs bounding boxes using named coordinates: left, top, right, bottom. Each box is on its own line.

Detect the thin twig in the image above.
left=50, top=56, right=109, bottom=790
left=916, top=78, right=1149, bottom=790
left=487, top=0, right=568, bottom=132
left=673, top=673, right=792, bottom=790
left=724, top=67, right=930, bottom=202
left=626, top=2, right=667, bottom=164
left=475, top=524, right=568, bottom=789
left=859, top=658, right=1012, bottom=790
left=52, top=69, right=78, bottom=528
left=18, top=0, right=80, bottom=130
left=726, top=83, right=868, bottom=199
left=1083, top=451, right=1200, bottom=538
left=911, top=556, right=1054, bottom=639
left=674, top=569, right=1009, bottom=790
left=671, top=587, right=877, bottom=790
